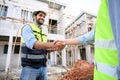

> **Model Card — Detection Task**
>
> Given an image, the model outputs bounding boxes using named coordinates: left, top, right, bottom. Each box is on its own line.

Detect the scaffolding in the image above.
left=0, top=0, right=68, bottom=79
left=0, top=0, right=96, bottom=80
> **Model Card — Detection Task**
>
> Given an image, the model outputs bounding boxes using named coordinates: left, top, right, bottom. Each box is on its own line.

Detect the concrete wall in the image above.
left=0, top=21, right=23, bottom=37
left=65, top=12, right=96, bottom=66
left=0, top=0, right=66, bottom=71
left=0, top=54, right=20, bottom=71
left=0, top=45, right=4, bottom=54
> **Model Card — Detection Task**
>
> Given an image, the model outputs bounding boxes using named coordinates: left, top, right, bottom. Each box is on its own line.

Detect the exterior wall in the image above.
left=0, top=45, right=4, bottom=54
left=0, top=0, right=66, bottom=72
left=86, top=45, right=93, bottom=63
left=0, top=21, right=23, bottom=36
left=65, top=12, right=96, bottom=67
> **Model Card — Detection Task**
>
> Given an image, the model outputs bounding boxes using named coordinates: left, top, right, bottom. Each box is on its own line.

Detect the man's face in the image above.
left=35, top=12, right=46, bottom=25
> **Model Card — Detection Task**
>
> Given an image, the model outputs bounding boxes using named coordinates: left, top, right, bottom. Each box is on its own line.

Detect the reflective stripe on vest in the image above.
left=94, top=0, right=118, bottom=80
left=94, top=61, right=117, bottom=78
left=94, top=66, right=117, bottom=80
left=21, top=54, right=45, bottom=59
left=22, top=43, right=46, bottom=59
left=21, top=23, right=47, bottom=59
left=95, top=40, right=117, bottom=50
left=95, top=40, right=118, bottom=66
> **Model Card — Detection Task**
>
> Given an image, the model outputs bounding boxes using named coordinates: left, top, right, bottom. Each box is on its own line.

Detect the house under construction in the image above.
left=65, top=12, right=96, bottom=66
left=0, top=0, right=96, bottom=79
left=0, top=0, right=66, bottom=77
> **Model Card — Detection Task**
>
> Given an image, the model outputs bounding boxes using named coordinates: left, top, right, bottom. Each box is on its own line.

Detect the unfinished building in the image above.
left=0, top=0, right=97, bottom=79
left=0, top=0, right=67, bottom=77
left=65, top=11, right=96, bottom=67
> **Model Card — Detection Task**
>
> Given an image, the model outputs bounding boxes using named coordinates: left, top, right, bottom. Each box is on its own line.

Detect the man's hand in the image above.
left=46, top=42, right=56, bottom=53
left=54, top=40, right=66, bottom=51
left=46, top=40, right=66, bottom=53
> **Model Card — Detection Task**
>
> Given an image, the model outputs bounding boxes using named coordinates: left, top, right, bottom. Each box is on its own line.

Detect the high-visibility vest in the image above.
left=94, top=0, right=119, bottom=80
left=21, top=23, right=47, bottom=68
left=22, top=23, right=47, bottom=43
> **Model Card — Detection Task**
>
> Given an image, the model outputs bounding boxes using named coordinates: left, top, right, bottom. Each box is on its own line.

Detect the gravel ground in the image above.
left=60, top=60, right=94, bottom=80
left=0, top=66, right=68, bottom=80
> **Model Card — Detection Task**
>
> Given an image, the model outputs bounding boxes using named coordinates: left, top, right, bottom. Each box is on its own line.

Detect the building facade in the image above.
left=65, top=12, right=96, bottom=67
left=0, top=0, right=66, bottom=72
left=0, top=0, right=96, bottom=74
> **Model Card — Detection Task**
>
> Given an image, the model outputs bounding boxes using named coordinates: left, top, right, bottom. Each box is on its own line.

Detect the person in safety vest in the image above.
left=20, top=10, right=65, bottom=80
left=54, top=0, right=120, bottom=80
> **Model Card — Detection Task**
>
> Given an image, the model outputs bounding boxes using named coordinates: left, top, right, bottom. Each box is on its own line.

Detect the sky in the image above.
left=56, top=0, right=101, bottom=17
left=55, top=0, right=101, bottom=27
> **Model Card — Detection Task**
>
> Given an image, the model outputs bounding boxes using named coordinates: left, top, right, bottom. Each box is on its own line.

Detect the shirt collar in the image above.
left=33, top=22, right=42, bottom=29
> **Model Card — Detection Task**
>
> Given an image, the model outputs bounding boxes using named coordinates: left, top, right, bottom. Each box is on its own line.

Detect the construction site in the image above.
left=0, top=0, right=97, bottom=80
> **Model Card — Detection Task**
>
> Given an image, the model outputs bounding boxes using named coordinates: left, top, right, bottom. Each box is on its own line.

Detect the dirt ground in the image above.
left=60, top=60, right=94, bottom=80
left=0, top=60, right=93, bottom=80
left=48, top=74, right=61, bottom=80
left=0, top=66, right=67, bottom=80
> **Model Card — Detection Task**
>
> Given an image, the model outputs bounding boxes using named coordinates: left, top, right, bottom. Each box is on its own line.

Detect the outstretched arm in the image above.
left=54, top=29, right=95, bottom=51
left=55, top=38, right=80, bottom=45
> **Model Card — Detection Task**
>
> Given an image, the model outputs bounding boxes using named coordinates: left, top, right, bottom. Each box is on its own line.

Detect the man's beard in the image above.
left=36, top=19, right=44, bottom=25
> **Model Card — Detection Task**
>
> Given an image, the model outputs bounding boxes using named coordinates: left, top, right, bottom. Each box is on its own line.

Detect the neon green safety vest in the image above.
left=94, top=0, right=118, bottom=80
left=22, top=23, right=47, bottom=43
left=21, top=23, right=47, bottom=68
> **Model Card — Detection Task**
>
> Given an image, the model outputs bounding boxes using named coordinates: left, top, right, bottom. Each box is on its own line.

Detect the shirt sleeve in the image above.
left=22, top=24, right=37, bottom=49
left=76, top=29, right=95, bottom=45
left=108, top=1, right=120, bottom=79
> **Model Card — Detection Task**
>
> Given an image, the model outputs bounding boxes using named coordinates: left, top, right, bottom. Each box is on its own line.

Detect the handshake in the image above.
left=46, top=40, right=67, bottom=52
